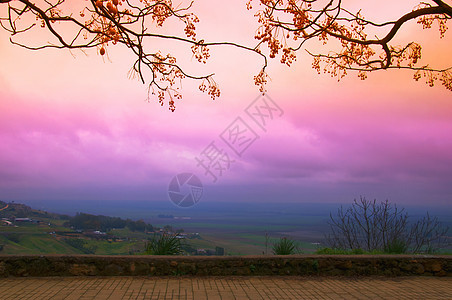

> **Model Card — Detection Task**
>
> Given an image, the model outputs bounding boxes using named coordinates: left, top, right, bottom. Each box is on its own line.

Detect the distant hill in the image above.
left=0, top=200, right=153, bottom=233
left=0, top=200, right=70, bottom=221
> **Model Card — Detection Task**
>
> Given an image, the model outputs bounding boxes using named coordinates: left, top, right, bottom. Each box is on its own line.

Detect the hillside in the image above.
left=0, top=201, right=160, bottom=255
left=0, top=201, right=226, bottom=255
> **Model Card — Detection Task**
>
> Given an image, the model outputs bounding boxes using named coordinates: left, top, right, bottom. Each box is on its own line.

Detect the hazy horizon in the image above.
left=5, top=198, right=451, bottom=220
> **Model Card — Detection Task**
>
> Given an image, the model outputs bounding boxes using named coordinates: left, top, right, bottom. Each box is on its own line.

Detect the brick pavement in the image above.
left=0, top=276, right=450, bottom=299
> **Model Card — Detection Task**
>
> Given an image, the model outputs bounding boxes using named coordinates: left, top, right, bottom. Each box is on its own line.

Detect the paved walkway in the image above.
left=0, top=276, right=450, bottom=299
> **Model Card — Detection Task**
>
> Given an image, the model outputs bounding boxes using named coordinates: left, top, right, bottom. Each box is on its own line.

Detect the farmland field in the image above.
left=2, top=200, right=451, bottom=255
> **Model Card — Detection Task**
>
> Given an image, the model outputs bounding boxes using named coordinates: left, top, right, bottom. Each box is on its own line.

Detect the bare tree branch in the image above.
left=326, top=197, right=450, bottom=253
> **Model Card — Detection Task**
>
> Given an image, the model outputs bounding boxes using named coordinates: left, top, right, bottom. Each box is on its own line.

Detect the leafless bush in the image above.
left=325, top=197, right=450, bottom=254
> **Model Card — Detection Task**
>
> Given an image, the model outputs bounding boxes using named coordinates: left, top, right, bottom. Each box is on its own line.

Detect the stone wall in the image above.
left=0, top=255, right=449, bottom=277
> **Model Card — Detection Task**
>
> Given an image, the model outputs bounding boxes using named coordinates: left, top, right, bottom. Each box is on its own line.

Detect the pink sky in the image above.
left=0, top=0, right=451, bottom=206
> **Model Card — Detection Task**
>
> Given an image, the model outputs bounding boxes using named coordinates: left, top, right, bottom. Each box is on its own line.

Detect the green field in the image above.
left=0, top=212, right=326, bottom=255
left=150, top=214, right=330, bottom=255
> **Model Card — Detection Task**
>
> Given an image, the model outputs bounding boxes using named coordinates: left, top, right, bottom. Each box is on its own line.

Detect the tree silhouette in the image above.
left=0, top=0, right=267, bottom=110
left=248, top=0, right=452, bottom=91
left=325, top=197, right=450, bottom=253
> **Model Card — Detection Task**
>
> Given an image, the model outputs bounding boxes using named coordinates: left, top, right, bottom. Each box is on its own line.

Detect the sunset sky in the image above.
left=0, top=0, right=451, bottom=207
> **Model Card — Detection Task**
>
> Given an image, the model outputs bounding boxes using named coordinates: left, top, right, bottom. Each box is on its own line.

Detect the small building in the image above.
left=15, top=218, right=31, bottom=222
left=1, top=220, right=12, bottom=226
left=196, top=248, right=207, bottom=255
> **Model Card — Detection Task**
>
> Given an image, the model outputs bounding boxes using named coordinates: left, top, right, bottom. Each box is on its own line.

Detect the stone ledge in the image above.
left=0, top=255, right=450, bottom=277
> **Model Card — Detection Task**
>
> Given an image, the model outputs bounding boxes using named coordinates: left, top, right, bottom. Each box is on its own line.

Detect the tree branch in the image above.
left=1, top=0, right=267, bottom=110
left=249, top=0, right=452, bottom=92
